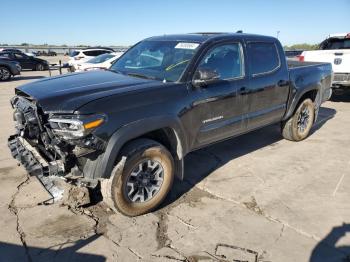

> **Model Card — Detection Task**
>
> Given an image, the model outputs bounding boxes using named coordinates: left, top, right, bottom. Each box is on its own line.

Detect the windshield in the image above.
left=110, top=40, right=200, bottom=82
left=320, top=38, right=350, bottom=50
left=88, top=53, right=115, bottom=64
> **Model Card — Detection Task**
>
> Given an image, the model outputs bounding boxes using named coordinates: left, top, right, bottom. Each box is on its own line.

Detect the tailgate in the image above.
left=303, top=50, right=350, bottom=73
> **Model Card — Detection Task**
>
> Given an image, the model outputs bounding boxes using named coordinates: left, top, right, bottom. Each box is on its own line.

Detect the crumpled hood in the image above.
left=16, top=70, right=158, bottom=113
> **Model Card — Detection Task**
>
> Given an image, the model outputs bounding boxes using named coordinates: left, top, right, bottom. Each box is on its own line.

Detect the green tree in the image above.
left=284, top=43, right=319, bottom=51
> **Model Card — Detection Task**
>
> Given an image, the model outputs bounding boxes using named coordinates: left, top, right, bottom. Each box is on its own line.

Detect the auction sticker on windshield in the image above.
left=175, top=42, right=200, bottom=49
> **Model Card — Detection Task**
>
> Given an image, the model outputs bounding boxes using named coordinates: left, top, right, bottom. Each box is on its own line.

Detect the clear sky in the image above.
left=1, top=0, right=349, bottom=46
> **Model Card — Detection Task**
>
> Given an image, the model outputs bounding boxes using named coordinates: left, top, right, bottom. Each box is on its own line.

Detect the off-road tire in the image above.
left=105, top=138, right=174, bottom=216
left=281, top=98, right=315, bottom=141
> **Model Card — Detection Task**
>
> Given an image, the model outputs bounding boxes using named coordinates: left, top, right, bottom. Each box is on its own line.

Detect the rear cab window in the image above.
left=247, top=42, right=280, bottom=76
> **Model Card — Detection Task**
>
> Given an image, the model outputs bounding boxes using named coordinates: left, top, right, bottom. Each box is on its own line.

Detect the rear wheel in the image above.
left=106, top=139, right=174, bottom=216
left=36, top=63, right=44, bottom=71
left=0, top=67, right=11, bottom=81
left=281, top=98, right=315, bottom=141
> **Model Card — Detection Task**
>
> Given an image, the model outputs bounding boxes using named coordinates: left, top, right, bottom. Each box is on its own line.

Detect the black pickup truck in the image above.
left=8, top=33, right=332, bottom=216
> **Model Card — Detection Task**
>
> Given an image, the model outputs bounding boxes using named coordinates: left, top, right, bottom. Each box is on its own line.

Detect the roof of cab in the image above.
left=145, top=32, right=277, bottom=43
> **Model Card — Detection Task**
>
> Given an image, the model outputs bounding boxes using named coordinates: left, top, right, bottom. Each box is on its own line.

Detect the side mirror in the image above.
left=192, top=68, right=220, bottom=88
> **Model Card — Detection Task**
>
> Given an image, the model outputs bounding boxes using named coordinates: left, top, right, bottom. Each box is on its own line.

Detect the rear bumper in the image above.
left=333, top=73, right=350, bottom=87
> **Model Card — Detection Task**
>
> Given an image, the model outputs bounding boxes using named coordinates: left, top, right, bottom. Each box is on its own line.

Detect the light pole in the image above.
left=277, top=31, right=280, bottom=39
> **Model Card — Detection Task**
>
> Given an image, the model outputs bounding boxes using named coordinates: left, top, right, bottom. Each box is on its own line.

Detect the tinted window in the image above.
left=83, top=51, right=97, bottom=56
left=83, top=50, right=111, bottom=56
left=320, top=38, right=350, bottom=50
left=247, top=42, right=280, bottom=75
left=0, top=53, right=10, bottom=58
left=70, top=50, right=80, bottom=57
left=14, top=53, right=27, bottom=59
left=196, top=43, right=243, bottom=80
left=95, top=50, right=110, bottom=55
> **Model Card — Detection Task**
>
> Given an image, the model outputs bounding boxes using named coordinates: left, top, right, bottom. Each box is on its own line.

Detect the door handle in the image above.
left=278, top=80, right=289, bottom=87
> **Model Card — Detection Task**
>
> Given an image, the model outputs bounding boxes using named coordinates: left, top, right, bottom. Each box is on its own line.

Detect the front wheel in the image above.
left=105, top=139, right=174, bottom=216
left=0, top=67, right=11, bottom=81
left=281, top=98, right=315, bottom=141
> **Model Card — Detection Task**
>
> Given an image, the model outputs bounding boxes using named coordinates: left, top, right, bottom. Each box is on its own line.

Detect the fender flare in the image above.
left=283, top=83, right=321, bottom=121
left=85, top=115, right=187, bottom=180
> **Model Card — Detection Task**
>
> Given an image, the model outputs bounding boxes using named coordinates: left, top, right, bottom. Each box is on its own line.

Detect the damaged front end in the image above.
left=8, top=95, right=106, bottom=201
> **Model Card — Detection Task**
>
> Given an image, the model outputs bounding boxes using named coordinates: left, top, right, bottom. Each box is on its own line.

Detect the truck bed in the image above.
left=287, top=60, right=329, bottom=68
left=287, top=60, right=333, bottom=104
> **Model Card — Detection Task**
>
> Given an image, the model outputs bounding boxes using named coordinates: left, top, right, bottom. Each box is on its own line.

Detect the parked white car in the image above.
left=300, top=33, right=350, bottom=87
left=68, top=47, right=114, bottom=71
left=74, top=52, right=124, bottom=72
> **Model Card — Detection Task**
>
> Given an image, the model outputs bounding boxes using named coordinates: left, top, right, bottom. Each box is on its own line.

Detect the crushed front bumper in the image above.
left=8, top=135, right=66, bottom=200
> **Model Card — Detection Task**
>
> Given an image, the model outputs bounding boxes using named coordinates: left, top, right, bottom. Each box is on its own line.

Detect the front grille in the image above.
left=11, top=96, right=41, bottom=139
left=334, top=73, right=350, bottom=82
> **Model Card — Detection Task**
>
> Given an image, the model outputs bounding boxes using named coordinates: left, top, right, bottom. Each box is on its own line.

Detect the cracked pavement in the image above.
left=0, top=62, right=350, bottom=262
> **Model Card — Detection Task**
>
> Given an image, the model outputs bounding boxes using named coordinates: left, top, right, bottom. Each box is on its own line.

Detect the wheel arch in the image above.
left=83, top=115, right=187, bottom=180
left=283, top=85, right=321, bottom=121
left=0, top=65, right=13, bottom=76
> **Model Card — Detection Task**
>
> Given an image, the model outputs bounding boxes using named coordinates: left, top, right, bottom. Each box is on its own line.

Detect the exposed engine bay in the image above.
left=8, top=95, right=104, bottom=200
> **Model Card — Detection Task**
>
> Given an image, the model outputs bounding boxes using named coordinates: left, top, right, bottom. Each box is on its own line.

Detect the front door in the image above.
left=13, top=53, right=33, bottom=70
left=190, top=42, right=249, bottom=148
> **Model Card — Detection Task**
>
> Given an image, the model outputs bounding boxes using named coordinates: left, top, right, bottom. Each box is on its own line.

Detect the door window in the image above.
left=14, top=53, right=27, bottom=59
left=0, top=53, right=11, bottom=58
left=83, top=50, right=98, bottom=56
left=196, top=43, right=244, bottom=80
left=247, top=42, right=280, bottom=75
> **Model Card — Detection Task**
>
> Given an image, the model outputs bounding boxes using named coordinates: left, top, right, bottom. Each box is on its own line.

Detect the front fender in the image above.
left=83, top=115, right=187, bottom=180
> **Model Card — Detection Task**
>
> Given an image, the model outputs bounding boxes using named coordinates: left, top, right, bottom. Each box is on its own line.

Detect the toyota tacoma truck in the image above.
left=300, top=33, right=350, bottom=88
left=8, top=33, right=332, bottom=216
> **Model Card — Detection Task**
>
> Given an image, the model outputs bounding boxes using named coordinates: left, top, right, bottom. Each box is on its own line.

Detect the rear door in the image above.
left=13, top=53, right=33, bottom=69
left=245, top=41, right=289, bottom=130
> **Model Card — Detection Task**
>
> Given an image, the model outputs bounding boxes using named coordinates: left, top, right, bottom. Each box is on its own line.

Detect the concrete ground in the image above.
left=0, top=62, right=349, bottom=262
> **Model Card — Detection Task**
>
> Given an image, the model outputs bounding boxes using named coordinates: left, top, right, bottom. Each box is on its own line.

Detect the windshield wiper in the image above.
left=126, top=73, right=157, bottom=80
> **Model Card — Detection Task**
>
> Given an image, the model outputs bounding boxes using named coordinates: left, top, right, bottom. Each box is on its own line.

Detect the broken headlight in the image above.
left=48, top=114, right=105, bottom=139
